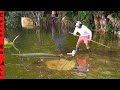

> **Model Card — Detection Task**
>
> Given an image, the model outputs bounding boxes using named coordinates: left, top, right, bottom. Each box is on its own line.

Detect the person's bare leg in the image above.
left=86, top=45, right=90, bottom=49
left=71, top=38, right=81, bottom=56
left=71, top=41, right=81, bottom=56
left=85, top=42, right=91, bottom=52
left=76, top=41, right=80, bottom=48
left=75, top=41, right=81, bottom=52
left=85, top=42, right=90, bottom=49
left=84, top=40, right=90, bottom=49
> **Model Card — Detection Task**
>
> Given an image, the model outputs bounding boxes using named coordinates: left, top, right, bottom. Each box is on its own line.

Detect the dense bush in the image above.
left=5, top=11, right=22, bottom=31
left=77, top=11, right=94, bottom=30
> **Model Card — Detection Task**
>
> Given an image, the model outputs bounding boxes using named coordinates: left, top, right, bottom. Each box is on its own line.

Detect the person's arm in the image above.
left=73, top=27, right=78, bottom=36
left=88, top=30, right=92, bottom=40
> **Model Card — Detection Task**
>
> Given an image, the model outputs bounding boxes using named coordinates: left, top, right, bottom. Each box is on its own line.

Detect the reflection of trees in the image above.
left=92, top=32, right=114, bottom=48
left=52, top=34, right=67, bottom=52
left=5, top=11, right=120, bottom=49
left=47, top=16, right=58, bottom=37
left=5, top=11, right=45, bottom=42
left=46, top=12, right=68, bottom=53
left=21, top=11, right=45, bottom=41
left=21, top=11, right=45, bottom=44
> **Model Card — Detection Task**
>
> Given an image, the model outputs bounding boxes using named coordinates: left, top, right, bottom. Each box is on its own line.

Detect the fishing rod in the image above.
left=69, top=32, right=110, bottom=49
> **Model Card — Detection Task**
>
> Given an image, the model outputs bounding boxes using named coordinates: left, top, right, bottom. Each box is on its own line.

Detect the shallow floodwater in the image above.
left=5, top=28, right=120, bottom=79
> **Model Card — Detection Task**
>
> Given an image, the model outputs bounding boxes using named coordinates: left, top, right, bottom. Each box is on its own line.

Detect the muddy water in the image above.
left=5, top=28, right=120, bottom=79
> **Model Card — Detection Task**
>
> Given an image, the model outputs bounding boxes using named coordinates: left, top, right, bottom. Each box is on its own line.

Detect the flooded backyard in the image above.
left=5, top=27, right=120, bottom=79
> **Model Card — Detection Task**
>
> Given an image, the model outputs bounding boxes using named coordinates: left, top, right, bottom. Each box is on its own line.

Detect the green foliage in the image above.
left=106, top=23, right=113, bottom=32
left=77, top=11, right=89, bottom=23
left=106, top=23, right=119, bottom=33
left=105, top=12, right=120, bottom=33
left=4, top=42, right=13, bottom=48
left=92, top=11, right=104, bottom=17
left=4, top=38, right=15, bottom=49
left=4, top=44, right=12, bottom=48
left=5, top=11, right=22, bottom=31
left=77, top=11, right=94, bottom=30
left=111, top=12, right=120, bottom=19
left=65, top=11, right=73, bottom=19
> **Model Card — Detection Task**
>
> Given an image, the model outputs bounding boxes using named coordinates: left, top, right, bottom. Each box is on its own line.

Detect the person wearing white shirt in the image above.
left=71, top=21, right=92, bottom=56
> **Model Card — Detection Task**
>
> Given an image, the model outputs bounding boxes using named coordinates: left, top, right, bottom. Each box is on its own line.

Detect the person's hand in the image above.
left=71, top=33, right=76, bottom=36
left=69, top=32, right=74, bottom=35
left=88, top=39, right=91, bottom=42
left=73, top=33, right=76, bottom=36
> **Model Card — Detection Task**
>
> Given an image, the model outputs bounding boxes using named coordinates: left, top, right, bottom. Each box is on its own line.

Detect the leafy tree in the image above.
left=77, top=11, right=94, bottom=30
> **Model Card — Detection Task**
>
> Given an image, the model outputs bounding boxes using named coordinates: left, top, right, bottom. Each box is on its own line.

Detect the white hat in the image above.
left=77, top=21, right=81, bottom=24
left=75, top=21, right=82, bottom=26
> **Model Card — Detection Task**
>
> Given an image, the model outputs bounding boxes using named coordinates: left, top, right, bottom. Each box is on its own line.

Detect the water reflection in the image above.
left=46, top=17, right=69, bottom=53
left=52, top=33, right=68, bottom=52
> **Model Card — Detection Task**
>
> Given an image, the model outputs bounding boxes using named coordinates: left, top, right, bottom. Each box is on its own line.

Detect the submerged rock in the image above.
left=45, top=59, right=76, bottom=71
left=21, top=17, right=34, bottom=29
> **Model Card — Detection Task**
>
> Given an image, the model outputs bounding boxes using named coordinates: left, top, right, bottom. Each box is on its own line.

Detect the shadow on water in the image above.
left=5, top=21, right=120, bottom=79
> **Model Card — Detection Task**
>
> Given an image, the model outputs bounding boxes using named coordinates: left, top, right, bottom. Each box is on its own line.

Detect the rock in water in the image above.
left=45, top=59, right=76, bottom=71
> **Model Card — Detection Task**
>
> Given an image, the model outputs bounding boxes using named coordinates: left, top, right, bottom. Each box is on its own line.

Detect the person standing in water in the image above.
left=70, top=21, right=92, bottom=56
